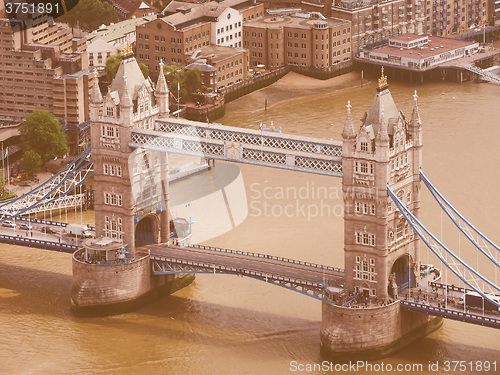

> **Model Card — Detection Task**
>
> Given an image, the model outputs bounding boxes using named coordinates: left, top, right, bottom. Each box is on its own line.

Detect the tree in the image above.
left=105, top=54, right=122, bottom=81
left=0, top=171, right=15, bottom=200
left=105, top=54, right=149, bottom=81
left=163, top=65, right=201, bottom=98
left=22, top=150, right=42, bottom=180
left=19, top=110, right=69, bottom=163
left=56, top=0, right=118, bottom=32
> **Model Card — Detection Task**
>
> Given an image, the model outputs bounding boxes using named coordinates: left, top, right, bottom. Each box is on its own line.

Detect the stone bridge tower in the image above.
left=341, top=69, right=423, bottom=301
left=89, top=48, right=170, bottom=253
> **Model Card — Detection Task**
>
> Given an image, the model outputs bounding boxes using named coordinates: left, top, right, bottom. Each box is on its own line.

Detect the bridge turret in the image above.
left=90, top=69, right=103, bottom=122
left=155, top=60, right=170, bottom=116
left=120, top=75, right=133, bottom=127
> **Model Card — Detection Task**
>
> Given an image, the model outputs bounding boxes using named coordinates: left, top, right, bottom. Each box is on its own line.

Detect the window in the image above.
left=360, top=141, right=368, bottom=151
left=106, top=107, right=113, bottom=116
left=355, top=231, right=376, bottom=246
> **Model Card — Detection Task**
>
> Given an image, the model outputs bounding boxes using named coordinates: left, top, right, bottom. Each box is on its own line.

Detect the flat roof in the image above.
left=245, top=14, right=349, bottom=30
left=198, top=44, right=247, bottom=62
left=390, top=34, right=428, bottom=43
left=371, top=34, right=477, bottom=60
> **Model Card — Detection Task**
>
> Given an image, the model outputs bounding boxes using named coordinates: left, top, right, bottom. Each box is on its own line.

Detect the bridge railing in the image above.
left=188, top=244, right=344, bottom=274
left=151, top=255, right=324, bottom=288
left=400, top=300, right=500, bottom=329
left=0, top=234, right=80, bottom=253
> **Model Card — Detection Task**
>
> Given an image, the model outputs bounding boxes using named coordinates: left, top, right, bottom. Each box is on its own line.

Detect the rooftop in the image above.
left=371, top=34, right=477, bottom=61
left=245, top=12, right=348, bottom=29
left=196, top=44, right=247, bottom=63
left=86, top=16, right=155, bottom=44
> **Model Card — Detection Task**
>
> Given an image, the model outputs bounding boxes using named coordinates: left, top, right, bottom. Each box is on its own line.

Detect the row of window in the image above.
left=355, top=202, right=376, bottom=215
left=102, top=163, right=122, bottom=177
left=216, top=22, right=241, bottom=34
left=354, top=161, right=374, bottom=174
left=216, top=31, right=241, bottom=44
left=100, top=124, right=119, bottom=138
left=104, top=192, right=123, bottom=207
left=355, top=231, right=376, bottom=246
left=354, top=257, right=376, bottom=281
left=391, top=153, right=409, bottom=170
left=104, top=216, right=123, bottom=239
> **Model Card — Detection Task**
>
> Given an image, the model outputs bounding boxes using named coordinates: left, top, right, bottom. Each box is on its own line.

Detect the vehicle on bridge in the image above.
left=2, top=220, right=16, bottom=228
left=65, top=224, right=93, bottom=238
left=459, top=291, right=500, bottom=312
left=19, top=223, right=33, bottom=231
left=41, top=226, right=57, bottom=234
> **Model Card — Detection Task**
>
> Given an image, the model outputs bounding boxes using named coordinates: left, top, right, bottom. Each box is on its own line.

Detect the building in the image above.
left=187, top=44, right=249, bottom=89
left=330, top=0, right=426, bottom=53
left=86, top=16, right=155, bottom=70
left=359, top=33, right=479, bottom=69
left=424, top=0, right=490, bottom=36
left=136, top=0, right=263, bottom=77
left=87, top=38, right=120, bottom=70
left=106, top=0, right=157, bottom=20
left=86, top=15, right=156, bottom=49
left=243, top=10, right=352, bottom=69
left=0, top=14, right=93, bottom=126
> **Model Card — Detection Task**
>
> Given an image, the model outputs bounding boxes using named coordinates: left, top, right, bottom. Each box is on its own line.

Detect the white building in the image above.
left=361, top=34, right=479, bottom=70
left=213, top=6, right=243, bottom=48
left=87, top=38, right=119, bottom=69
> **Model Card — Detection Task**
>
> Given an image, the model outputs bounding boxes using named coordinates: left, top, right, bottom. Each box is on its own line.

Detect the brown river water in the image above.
left=1, top=51, right=500, bottom=374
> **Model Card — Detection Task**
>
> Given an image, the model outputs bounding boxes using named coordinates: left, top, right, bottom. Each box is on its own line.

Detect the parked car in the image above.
left=2, top=220, right=16, bottom=228
left=41, top=226, right=57, bottom=234
left=20, top=223, right=33, bottom=230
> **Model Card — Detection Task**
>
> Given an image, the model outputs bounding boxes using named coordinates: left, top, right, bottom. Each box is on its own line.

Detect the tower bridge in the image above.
left=2, top=48, right=499, bottom=359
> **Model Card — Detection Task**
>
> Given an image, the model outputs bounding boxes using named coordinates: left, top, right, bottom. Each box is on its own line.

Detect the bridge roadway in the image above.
left=137, top=243, right=345, bottom=299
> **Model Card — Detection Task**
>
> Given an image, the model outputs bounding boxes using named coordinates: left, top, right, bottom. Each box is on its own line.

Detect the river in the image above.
left=1, top=55, right=500, bottom=374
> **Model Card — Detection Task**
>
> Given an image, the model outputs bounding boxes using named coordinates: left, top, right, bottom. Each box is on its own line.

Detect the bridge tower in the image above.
left=321, top=69, right=440, bottom=360
left=89, top=47, right=170, bottom=253
left=341, top=69, right=423, bottom=301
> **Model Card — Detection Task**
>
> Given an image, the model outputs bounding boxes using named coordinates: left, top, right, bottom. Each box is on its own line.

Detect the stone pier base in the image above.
left=320, top=300, right=443, bottom=360
left=70, top=250, right=194, bottom=316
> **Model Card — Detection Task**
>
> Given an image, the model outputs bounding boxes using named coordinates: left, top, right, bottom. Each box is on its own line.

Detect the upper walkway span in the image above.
left=129, top=117, right=343, bottom=177
left=139, top=243, right=345, bottom=300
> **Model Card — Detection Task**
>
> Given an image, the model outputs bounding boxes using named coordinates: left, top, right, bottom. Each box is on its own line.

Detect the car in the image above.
left=19, top=223, right=33, bottom=230
left=41, top=226, right=57, bottom=234
left=2, top=220, right=16, bottom=228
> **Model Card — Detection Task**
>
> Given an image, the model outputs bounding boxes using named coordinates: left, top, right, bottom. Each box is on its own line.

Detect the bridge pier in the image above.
left=70, top=240, right=193, bottom=315
left=320, top=301, right=443, bottom=360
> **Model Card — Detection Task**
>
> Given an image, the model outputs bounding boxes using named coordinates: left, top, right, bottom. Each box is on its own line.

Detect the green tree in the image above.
left=22, top=150, right=42, bottom=180
left=19, top=111, right=69, bottom=163
left=0, top=171, right=15, bottom=200
left=105, top=54, right=149, bottom=81
left=105, top=53, right=122, bottom=81
left=57, top=0, right=118, bottom=32
left=163, top=65, right=201, bottom=98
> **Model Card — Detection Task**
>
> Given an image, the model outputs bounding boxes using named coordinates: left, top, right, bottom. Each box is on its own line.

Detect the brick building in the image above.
left=188, top=44, right=249, bottom=89
left=0, top=14, right=93, bottom=126
left=137, top=0, right=263, bottom=78
left=244, top=11, right=351, bottom=69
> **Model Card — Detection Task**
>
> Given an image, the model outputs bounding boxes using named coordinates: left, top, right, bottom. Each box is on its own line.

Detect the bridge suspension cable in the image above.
left=0, top=147, right=94, bottom=220
left=420, top=170, right=500, bottom=269
left=388, top=186, right=500, bottom=309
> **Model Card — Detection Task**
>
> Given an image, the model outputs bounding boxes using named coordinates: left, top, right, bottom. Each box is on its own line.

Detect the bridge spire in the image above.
left=375, top=105, right=389, bottom=146
left=90, top=68, right=102, bottom=104
left=155, top=59, right=170, bottom=116
left=409, top=90, right=422, bottom=131
left=342, top=100, right=356, bottom=139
